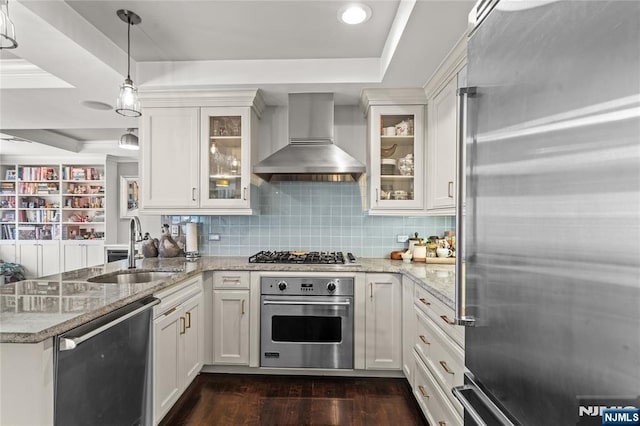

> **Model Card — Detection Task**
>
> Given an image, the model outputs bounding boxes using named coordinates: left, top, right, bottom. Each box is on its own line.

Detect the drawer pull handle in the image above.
left=439, top=422, right=447, bottom=426
left=448, top=181, right=454, bottom=198
left=419, top=335, right=430, bottom=345
left=418, top=385, right=430, bottom=398
left=186, top=311, right=191, bottom=329
left=440, top=360, right=455, bottom=375
left=440, top=314, right=456, bottom=325
left=223, top=277, right=242, bottom=283
left=163, top=306, right=177, bottom=316
left=180, top=317, right=186, bottom=335
left=419, top=298, right=431, bottom=306
left=241, top=299, right=245, bottom=315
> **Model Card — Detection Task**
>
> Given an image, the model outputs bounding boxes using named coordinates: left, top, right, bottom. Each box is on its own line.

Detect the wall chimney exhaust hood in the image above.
left=253, top=93, right=365, bottom=182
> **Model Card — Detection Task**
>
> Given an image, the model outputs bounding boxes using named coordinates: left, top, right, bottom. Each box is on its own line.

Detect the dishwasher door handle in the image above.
left=60, top=297, right=160, bottom=351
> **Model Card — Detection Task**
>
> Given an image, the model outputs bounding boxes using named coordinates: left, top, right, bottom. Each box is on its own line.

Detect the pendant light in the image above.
left=115, top=9, right=142, bottom=117
left=119, top=128, right=139, bottom=150
left=0, top=0, right=18, bottom=49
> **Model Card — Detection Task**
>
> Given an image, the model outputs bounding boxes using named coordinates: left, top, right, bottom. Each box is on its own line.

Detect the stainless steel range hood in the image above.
left=253, top=93, right=365, bottom=182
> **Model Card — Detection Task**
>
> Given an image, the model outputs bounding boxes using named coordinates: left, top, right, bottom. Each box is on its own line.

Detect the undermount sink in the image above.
left=87, top=270, right=177, bottom=284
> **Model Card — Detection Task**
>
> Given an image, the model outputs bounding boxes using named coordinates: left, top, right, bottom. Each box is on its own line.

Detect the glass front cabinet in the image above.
left=365, top=103, right=425, bottom=213
left=200, top=107, right=252, bottom=209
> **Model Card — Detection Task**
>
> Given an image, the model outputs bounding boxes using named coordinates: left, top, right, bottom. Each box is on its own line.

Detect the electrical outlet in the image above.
left=397, top=235, right=409, bottom=243
left=209, top=233, right=221, bottom=241
left=170, top=225, right=179, bottom=236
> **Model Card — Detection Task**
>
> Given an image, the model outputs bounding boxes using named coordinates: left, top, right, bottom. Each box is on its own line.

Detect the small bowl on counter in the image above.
left=390, top=250, right=404, bottom=260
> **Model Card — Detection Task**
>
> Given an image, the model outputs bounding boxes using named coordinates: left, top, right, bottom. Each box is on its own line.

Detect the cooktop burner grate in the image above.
left=248, top=251, right=356, bottom=265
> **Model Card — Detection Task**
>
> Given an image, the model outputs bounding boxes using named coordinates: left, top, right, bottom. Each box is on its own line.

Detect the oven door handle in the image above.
left=263, top=299, right=351, bottom=306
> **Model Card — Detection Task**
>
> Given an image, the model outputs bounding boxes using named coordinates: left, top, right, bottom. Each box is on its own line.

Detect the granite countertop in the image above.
left=0, top=256, right=454, bottom=344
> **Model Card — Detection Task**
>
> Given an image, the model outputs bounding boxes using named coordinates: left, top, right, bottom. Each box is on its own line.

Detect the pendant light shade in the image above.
left=0, top=0, right=18, bottom=49
left=115, top=9, right=141, bottom=117
left=119, top=128, right=139, bottom=150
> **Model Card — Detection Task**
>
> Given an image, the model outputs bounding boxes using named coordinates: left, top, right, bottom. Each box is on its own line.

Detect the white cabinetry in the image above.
left=402, top=276, right=416, bottom=381
left=61, top=241, right=104, bottom=272
left=427, top=75, right=458, bottom=211
left=412, top=283, right=465, bottom=425
left=17, top=241, right=59, bottom=278
left=365, top=273, right=402, bottom=369
left=141, top=107, right=200, bottom=209
left=153, top=275, right=203, bottom=425
left=140, top=90, right=264, bottom=215
left=424, top=35, right=467, bottom=215
left=361, top=90, right=427, bottom=215
left=212, top=271, right=250, bottom=365
left=0, top=242, right=16, bottom=263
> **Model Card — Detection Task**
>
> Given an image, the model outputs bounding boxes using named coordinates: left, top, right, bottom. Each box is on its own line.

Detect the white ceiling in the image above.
left=0, top=0, right=474, bottom=156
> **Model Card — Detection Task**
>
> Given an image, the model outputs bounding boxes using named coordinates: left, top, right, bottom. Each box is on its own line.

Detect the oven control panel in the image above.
left=261, top=277, right=354, bottom=296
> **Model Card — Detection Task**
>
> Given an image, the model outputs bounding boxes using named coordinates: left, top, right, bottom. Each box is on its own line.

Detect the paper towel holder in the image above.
left=185, top=222, right=200, bottom=262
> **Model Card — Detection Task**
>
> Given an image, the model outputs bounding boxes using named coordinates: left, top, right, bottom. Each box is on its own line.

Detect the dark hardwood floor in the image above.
left=159, top=373, right=427, bottom=426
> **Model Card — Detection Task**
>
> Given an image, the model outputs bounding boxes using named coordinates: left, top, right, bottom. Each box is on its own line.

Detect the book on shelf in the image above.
left=1, top=224, right=16, bottom=239
left=17, top=226, right=36, bottom=240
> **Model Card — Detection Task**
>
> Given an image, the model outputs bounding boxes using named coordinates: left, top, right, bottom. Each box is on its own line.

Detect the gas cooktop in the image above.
left=248, top=251, right=358, bottom=265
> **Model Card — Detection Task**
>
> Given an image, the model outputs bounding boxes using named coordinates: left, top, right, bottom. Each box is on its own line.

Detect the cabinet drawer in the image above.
left=414, top=306, right=464, bottom=416
left=414, top=284, right=464, bottom=347
left=414, top=306, right=433, bottom=363
left=413, top=351, right=462, bottom=426
left=213, top=271, right=250, bottom=289
left=154, top=275, right=203, bottom=318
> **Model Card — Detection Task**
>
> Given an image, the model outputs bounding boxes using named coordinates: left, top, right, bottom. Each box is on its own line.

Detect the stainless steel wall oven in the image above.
left=260, top=276, right=354, bottom=369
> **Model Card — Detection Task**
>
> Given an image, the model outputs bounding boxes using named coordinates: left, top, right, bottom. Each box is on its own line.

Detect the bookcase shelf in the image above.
left=0, top=163, right=109, bottom=242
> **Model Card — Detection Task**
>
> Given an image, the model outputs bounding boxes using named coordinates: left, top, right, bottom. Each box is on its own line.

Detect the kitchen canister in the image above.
left=408, top=232, right=424, bottom=253
left=413, top=242, right=427, bottom=262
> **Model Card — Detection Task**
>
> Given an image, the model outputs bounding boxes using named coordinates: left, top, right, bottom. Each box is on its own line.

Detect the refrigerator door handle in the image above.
left=455, top=86, right=477, bottom=327
left=452, top=373, right=516, bottom=426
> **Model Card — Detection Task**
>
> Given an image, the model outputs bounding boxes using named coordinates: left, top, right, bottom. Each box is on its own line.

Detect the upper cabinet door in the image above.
left=427, top=75, right=458, bottom=210
left=369, top=105, right=425, bottom=211
left=141, top=107, right=200, bottom=209
left=199, top=107, right=251, bottom=209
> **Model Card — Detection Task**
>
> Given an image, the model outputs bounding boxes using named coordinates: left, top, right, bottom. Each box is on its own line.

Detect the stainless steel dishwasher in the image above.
left=54, top=297, right=159, bottom=426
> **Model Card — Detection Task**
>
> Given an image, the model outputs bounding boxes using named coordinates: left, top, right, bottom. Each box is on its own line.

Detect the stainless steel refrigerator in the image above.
left=452, top=1, right=640, bottom=425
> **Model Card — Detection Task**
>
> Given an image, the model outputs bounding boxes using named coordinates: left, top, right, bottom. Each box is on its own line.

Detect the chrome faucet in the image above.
left=128, top=216, right=143, bottom=269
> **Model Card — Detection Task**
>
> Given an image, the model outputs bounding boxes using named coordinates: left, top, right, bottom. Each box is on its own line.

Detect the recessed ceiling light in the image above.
left=338, top=4, right=372, bottom=25
left=82, top=100, right=113, bottom=111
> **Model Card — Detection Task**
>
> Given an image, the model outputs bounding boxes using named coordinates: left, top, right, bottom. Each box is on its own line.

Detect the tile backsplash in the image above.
left=163, top=181, right=454, bottom=258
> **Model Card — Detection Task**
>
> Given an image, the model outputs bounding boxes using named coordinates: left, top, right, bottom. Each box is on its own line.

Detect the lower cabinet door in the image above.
left=85, top=243, right=105, bottom=267
left=62, top=244, right=84, bottom=272
left=365, top=273, right=402, bottom=369
left=39, top=243, right=59, bottom=277
left=153, top=307, right=182, bottom=424
left=213, top=289, right=249, bottom=364
left=182, top=292, right=204, bottom=386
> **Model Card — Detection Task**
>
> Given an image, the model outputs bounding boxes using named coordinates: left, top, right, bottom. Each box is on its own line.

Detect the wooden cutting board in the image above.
left=413, top=257, right=455, bottom=264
